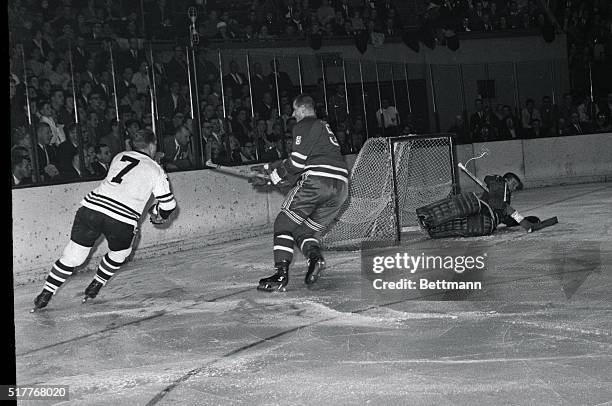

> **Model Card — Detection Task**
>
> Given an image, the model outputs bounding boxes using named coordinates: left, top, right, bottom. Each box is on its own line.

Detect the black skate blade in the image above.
left=257, top=284, right=287, bottom=292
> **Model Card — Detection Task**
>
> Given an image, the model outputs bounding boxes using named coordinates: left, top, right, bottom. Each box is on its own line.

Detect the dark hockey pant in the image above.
left=273, top=175, right=348, bottom=264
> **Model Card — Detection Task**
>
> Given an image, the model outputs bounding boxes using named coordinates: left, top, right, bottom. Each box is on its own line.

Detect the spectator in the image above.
left=201, top=10, right=220, bottom=39
left=224, top=60, right=248, bottom=97
left=524, top=118, right=545, bottom=138
left=567, top=112, right=590, bottom=135
left=470, top=98, right=490, bottom=138
left=11, top=146, right=33, bottom=186
left=31, top=28, right=52, bottom=59
left=78, top=80, right=93, bottom=108
left=131, top=61, right=150, bottom=95
left=576, top=96, right=594, bottom=124
left=232, top=108, right=253, bottom=144
left=123, top=118, right=142, bottom=151
left=49, top=88, right=66, bottom=125
left=448, top=114, right=470, bottom=144
left=82, top=58, right=99, bottom=88
left=84, top=110, right=101, bottom=145
left=99, top=120, right=123, bottom=158
left=328, top=84, right=349, bottom=127
left=216, top=21, right=237, bottom=40
left=160, top=81, right=187, bottom=124
left=48, top=59, right=71, bottom=90
left=267, top=59, right=294, bottom=97
left=38, top=99, right=66, bottom=146
left=259, top=92, right=274, bottom=120
left=165, top=46, right=189, bottom=86
left=500, top=117, right=521, bottom=140
left=521, top=98, right=541, bottom=129
left=163, top=125, right=195, bottom=172
left=57, top=122, right=79, bottom=173
left=240, top=140, right=258, bottom=163
left=555, top=117, right=570, bottom=136
left=196, top=50, right=219, bottom=86
left=593, top=112, right=612, bottom=133
left=539, top=96, right=558, bottom=134
left=376, top=98, right=399, bottom=136
left=61, top=150, right=94, bottom=181
left=35, top=122, right=60, bottom=181
left=559, top=93, right=577, bottom=121
left=596, top=92, right=612, bottom=119
left=249, top=62, right=269, bottom=108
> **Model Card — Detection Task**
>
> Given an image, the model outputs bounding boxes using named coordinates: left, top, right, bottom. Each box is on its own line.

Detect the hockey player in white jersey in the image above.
left=32, top=130, right=177, bottom=311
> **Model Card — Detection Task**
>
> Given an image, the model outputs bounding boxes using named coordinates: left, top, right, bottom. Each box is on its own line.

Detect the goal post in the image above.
left=320, top=134, right=458, bottom=250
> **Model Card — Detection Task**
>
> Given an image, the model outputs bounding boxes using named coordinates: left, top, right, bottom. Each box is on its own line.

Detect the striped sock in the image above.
left=273, top=233, right=295, bottom=263
left=44, top=260, right=75, bottom=294
left=300, top=238, right=321, bottom=258
left=94, top=254, right=123, bottom=285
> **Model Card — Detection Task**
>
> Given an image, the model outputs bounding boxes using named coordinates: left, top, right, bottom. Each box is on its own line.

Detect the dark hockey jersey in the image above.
left=276, top=117, right=348, bottom=183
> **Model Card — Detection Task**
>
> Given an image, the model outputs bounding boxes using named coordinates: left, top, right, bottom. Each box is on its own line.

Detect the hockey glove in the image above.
left=510, top=211, right=536, bottom=231
left=148, top=203, right=167, bottom=225
left=248, top=175, right=271, bottom=187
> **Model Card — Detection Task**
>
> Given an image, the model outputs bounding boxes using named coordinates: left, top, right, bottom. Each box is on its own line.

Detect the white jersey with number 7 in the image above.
left=81, top=150, right=177, bottom=227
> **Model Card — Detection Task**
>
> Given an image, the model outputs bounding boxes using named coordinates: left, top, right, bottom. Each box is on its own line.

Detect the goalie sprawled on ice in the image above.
left=416, top=173, right=544, bottom=238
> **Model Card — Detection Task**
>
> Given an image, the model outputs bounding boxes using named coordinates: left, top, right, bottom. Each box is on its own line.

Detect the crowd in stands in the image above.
left=552, top=0, right=611, bottom=93
left=450, top=92, right=612, bottom=143
left=9, top=0, right=612, bottom=187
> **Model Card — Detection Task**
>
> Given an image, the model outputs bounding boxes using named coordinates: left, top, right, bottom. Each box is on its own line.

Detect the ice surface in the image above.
left=14, top=183, right=612, bottom=405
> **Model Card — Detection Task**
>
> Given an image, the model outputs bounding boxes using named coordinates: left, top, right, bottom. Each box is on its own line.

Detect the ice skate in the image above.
left=82, top=280, right=104, bottom=303
left=305, top=253, right=325, bottom=285
left=31, top=290, right=53, bottom=312
left=257, top=262, right=289, bottom=292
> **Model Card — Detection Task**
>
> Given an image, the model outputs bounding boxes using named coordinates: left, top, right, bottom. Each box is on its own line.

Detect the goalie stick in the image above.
left=205, top=160, right=270, bottom=181
left=527, top=216, right=558, bottom=232
left=458, top=162, right=489, bottom=192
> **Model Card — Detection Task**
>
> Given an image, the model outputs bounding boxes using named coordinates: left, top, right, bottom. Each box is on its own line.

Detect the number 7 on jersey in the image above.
left=111, top=156, right=140, bottom=184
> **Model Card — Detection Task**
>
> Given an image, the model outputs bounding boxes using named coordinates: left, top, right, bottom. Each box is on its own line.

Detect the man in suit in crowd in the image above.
left=36, top=122, right=61, bottom=181
left=162, top=125, right=195, bottom=172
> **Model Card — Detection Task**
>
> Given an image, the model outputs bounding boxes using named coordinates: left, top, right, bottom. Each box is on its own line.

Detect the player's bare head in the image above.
left=292, top=94, right=316, bottom=122
left=503, top=172, right=523, bottom=192
left=131, top=129, right=157, bottom=156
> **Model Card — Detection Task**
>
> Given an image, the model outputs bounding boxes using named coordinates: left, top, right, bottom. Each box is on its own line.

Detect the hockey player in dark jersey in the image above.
left=255, top=94, right=349, bottom=291
left=32, top=130, right=177, bottom=311
left=416, top=173, right=540, bottom=238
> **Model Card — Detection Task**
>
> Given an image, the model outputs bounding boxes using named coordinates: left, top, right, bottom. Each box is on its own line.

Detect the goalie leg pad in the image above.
left=427, top=213, right=495, bottom=239
left=416, top=192, right=481, bottom=228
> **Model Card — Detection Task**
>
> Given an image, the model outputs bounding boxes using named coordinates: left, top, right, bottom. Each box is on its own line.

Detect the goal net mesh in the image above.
left=321, top=136, right=454, bottom=250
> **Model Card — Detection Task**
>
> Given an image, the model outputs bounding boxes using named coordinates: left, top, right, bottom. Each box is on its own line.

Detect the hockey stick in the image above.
left=205, top=160, right=270, bottom=180
left=458, top=162, right=489, bottom=192
left=528, top=216, right=558, bottom=233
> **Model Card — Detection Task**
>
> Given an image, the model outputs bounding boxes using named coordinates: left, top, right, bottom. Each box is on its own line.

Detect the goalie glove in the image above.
left=148, top=203, right=167, bottom=225
left=510, top=211, right=535, bottom=231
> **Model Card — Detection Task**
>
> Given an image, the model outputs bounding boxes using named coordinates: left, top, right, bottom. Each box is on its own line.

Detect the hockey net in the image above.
left=321, top=135, right=456, bottom=250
